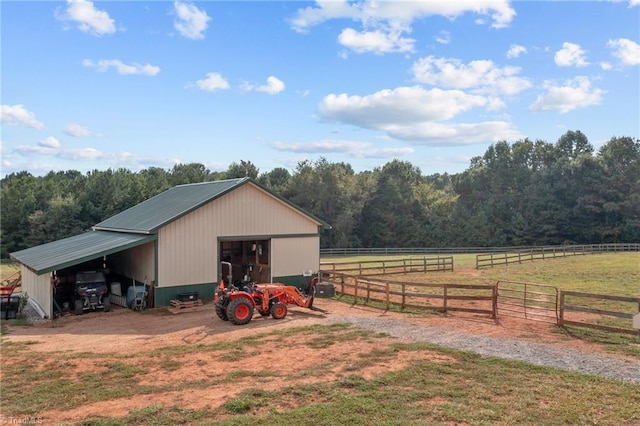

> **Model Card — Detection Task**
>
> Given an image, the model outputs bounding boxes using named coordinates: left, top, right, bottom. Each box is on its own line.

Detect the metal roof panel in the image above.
left=10, top=231, right=156, bottom=275
left=94, top=178, right=247, bottom=233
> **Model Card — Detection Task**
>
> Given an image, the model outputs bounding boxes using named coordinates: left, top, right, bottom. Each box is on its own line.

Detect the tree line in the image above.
left=1, top=131, right=638, bottom=258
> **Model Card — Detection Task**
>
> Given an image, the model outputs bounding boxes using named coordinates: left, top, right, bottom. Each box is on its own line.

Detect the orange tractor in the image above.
left=214, top=262, right=317, bottom=325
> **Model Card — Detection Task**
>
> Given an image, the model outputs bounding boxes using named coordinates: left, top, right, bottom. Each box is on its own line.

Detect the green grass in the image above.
left=2, top=321, right=639, bottom=425
left=323, top=252, right=640, bottom=354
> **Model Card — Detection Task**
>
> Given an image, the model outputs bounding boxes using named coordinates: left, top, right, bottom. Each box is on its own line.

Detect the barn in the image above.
left=10, top=177, right=329, bottom=319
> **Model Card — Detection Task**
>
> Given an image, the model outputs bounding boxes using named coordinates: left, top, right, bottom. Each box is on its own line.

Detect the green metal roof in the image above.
left=10, top=231, right=156, bottom=275
left=94, top=177, right=329, bottom=233
left=11, top=177, right=329, bottom=275
left=94, top=178, right=249, bottom=233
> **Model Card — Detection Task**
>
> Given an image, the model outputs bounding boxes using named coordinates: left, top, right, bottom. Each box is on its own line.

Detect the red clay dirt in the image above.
left=0, top=297, right=627, bottom=424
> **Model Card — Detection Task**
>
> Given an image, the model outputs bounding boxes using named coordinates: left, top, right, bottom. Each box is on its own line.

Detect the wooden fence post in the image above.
left=401, top=282, right=406, bottom=310
left=492, top=285, right=498, bottom=318
left=558, top=291, right=564, bottom=326
left=354, top=276, right=359, bottom=302
left=385, top=281, right=390, bottom=310
left=443, top=284, right=448, bottom=313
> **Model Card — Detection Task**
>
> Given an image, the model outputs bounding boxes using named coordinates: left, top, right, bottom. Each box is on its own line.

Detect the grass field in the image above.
left=1, top=253, right=639, bottom=425
left=321, top=252, right=640, bottom=353
left=1, top=324, right=639, bottom=425
left=320, top=252, right=640, bottom=295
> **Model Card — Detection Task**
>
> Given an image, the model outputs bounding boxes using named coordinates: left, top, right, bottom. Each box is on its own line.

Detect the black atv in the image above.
left=74, top=271, right=111, bottom=315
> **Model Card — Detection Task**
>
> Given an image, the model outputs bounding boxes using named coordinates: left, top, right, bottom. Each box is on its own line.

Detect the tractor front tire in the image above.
left=215, top=303, right=229, bottom=321
left=271, top=302, right=288, bottom=319
left=227, top=298, right=254, bottom=325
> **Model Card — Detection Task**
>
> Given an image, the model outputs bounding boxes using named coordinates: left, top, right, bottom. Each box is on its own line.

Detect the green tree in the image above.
left=258, top=167, right=290, bottom=194
left=26, top=195, right=85, bottom=246
left=225, top=160, right=259, bottom=180
left=0, top=172, right=38, bottom=256
left=170, top=163, right=210, bottom=185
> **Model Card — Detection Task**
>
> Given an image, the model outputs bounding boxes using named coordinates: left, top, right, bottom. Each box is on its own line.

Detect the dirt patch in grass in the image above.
left=1, top=297, right=630, bottom=424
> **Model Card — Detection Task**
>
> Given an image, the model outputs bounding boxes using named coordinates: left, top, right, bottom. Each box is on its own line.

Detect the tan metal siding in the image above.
left=271, top=236, right=320, bottom=277
left=157, top=183, right=319, bottom=287
left=109, top=242, right=155, bottom=284
left=20, top=267, right=52, bottom=318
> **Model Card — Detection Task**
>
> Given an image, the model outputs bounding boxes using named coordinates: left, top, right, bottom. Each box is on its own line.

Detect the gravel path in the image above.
left=327, top=315, right=640, bottom=384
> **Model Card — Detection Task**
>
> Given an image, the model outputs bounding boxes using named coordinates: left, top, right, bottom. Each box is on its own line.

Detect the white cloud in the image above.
left=607, top=38, right=640, bottom=66
left=435, top=31, right=451, bottom=45
left=411, top=56, right=532, bottom=95
left=290, top=1, right=514, bottom=55
left=600, top=62, right=613, bottom=70
left=530, top=76, right=605, bottom=113
left=338, top=26, right=415, bottom=54
left=555, top=42, right=589, bottom=67
left=194, top=72, right=230, bottom=92
left=39, top=136, right=60, bottom=149
left=173, top=1, right=211, bottom=40
left=82, top=59, right=160, bottom=76
left=630, top=0, right=639, bottom=7
left=290, top=0, right=515, bottom=32
left=57, top=0, right=116, bottom=36
left=319, top=86, right=489, bottom=126
left=386, top=121, right=523, bottom=145
left=242, top=76, right=286, bottom=95
left=0, top=104, right=45, bottom=130
left=258, top=76, right=286, bottom=94
left=64, top=123, right=92, bottom=137
left=507, top=44, right=527, bottom=58
left=317, top=86, right=521, bottom=145
left=271, top=139, right=414, bottom=158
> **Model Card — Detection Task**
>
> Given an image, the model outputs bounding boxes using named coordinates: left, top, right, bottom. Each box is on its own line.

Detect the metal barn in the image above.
left=10, top=178, right=329, bottom=319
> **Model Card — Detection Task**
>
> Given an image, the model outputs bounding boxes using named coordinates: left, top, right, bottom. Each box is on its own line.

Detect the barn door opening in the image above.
left=219, top=239, right=271, bottom=284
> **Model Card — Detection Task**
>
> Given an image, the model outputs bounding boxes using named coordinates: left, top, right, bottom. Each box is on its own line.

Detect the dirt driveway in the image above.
left=1, top=297, right=625, bottom=424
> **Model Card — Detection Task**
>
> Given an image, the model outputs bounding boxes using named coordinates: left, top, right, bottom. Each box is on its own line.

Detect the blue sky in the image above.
left=1, top=0, right=639, bottom=178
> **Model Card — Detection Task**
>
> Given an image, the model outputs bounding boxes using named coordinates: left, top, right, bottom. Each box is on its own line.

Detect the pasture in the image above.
left=0, top=253, right=639, bottom=425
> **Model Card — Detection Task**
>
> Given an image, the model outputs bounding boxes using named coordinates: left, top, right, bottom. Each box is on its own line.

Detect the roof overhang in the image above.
left=10, top=230, right=157, bottom=275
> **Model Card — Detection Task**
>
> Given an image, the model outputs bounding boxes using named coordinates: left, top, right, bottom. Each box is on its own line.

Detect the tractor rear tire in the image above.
left=215, top=303, right=229, bottom=321
left=271, top=302, right=287, bottom=319
left=227, top=298, right=254, bottom=325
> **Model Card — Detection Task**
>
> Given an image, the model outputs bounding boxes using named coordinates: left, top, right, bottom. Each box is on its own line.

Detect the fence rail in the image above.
left=559, top=290, right=640, bottom=336
left=496, top=280, right=558, bottom=324
left=320, top=256, right=453, bottom=276
left=476, top=244, right=639, bottom=269
left=320, top=270, right=496, bottom=317
left=321, top=243, right=639, bottom=257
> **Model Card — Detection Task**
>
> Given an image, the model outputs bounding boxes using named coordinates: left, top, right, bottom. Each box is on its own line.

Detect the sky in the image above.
left=1, top=0, right=639, bottom=178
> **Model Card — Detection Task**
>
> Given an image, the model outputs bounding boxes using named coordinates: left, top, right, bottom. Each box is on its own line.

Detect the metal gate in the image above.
left=496, top=280, right=559, bottom=324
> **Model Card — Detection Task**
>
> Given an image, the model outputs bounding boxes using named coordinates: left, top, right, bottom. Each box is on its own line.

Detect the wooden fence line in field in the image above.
left=319, top=270, right=640, bottom=336
left=320, top=270, right=495, bottom=317
left=320, top=256, right=453, bottom=276
left=321, top=243, right=640, bottom=257
left=475, top=243, right=639, bottom=269
left=559, top=291, right=640, bottom=336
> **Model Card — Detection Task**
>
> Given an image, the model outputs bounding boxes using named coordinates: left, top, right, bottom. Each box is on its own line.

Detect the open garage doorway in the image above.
left=219, top=239, right=271, bottom=284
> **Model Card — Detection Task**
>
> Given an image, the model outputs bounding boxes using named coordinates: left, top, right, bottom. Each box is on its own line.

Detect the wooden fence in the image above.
left=319, top=270, right=640, bottom=336
left=321, top=243, right=640, bottom=257
left=476, top=243, right=639, bottom=269
left=559, top=291, right=640, bottom=336
left=320, top=271, right=495, bottom=317
left=320, top=256, right=453, bottom=276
